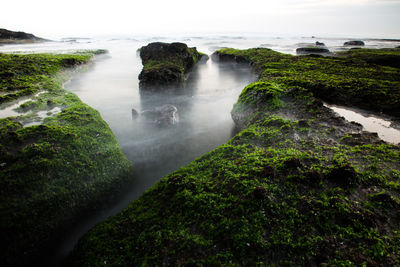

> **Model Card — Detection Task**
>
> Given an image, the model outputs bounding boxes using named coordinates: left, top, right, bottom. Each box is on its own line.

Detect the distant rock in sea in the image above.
left=0, top=28, right=48, bottom=44
left=344, top=40, right=365, bottom=46
left=296, top=46, right=330, bottom=55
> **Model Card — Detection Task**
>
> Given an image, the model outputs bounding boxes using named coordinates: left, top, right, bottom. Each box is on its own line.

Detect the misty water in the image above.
left=1, top=35, right=399, bottom=265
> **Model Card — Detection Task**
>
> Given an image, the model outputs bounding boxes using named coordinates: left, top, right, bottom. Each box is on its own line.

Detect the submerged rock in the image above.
left=344, top=40, right=365, bottom=46
left=138, top=42, right=206, bottom=89
left=133, top=104, right=179, bottom=126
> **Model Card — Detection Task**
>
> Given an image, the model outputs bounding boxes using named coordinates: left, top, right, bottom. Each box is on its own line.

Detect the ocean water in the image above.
left=1, top=34, right=399, bottom=265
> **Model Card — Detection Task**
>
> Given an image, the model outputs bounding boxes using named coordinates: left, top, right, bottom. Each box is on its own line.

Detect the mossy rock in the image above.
left=138, top=42, right=205, bottom=88
left=67, top=47, right=400, bottom=266
left=344, top=40, right=365, bottom=46
left=296, top=47, right=330, bottom=55
left=0, top=52, right=131, bottom=265
left=214, top=47, right=400, bottom=117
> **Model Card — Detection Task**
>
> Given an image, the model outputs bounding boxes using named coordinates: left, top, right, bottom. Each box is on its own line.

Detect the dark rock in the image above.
left=211, top=51, right=248, bottom=63
left=344, top=40, right=365, bottom=46
left=262, top=165, right=276, bottom=178
left=298, top=120, right=310, bottom=128
left=368, top=192, right=399, bottom=208
left=61, top=58, right=83, bottom=67
left=140, top=104, right=179, bottom=126
left=340, top=132, right=384, bottom=146
left=296, top=47, right=330, bottom=55
left=284, top=158, right=303, bottom=169
left=0, top=28, right=47, bottom=43
left=306, top=170, right=323, bottom=184
left=131, top=108, right=139, bottom=118
left=315, top=41, right=325, bottom=46
left=138, top=42, right=205, bottom=88
left=253, top=186, right=267, bottom=199
left=327, top=164, right=359, bottom=187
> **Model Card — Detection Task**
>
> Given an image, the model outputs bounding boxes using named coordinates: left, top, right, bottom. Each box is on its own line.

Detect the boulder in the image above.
left=344, top=40, right=365, bottom=46
left=138, top=42, right=206, bottom=88
left=133, top=104, right=179, bottom=126
left=315, top=41, right=325, bottom=46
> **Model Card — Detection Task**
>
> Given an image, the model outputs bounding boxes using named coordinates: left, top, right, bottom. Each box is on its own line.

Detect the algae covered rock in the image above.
left=344, top=40, right=365, bottom=46
left=296, top=46, right=330, bottom=55
left=213, top=47, right=400, bottom=117
left=138, top=42, right=206, bottom=88
left=67, top=48, right=400, bottom=266
left=0, top=52, right=131, bottom=265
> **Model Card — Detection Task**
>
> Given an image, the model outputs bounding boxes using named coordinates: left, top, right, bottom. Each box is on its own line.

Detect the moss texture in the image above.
left=138, top=42, right=205, bottom=88
left=214, top=48, right=400, bottom=117
left=68, top=48, right=400, bottom=266
left=0, top=52, right=132, bottom=265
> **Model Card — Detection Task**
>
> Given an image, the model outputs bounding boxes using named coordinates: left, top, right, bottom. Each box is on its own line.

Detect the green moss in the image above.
left=138, top=42, right=206, bottom=88
left=67, top=48, right=400, bottom=266
left=0, top=51, right=131, bottom=265
left=216, top=47, right=400, bottom=117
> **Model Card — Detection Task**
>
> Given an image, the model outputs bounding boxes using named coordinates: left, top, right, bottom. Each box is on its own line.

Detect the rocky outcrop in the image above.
left=67, top=48, right=400, bottom=267
left=0, top=52, right=131, bottom=266
left=132, top=104, right=179, bottom=126
left=138, top=42, right=206, bottom=89
left=296, top=46, right=330, bottom=55
left=344, top=40, right=365, bottom=46
left=0, top=28, right=48, bottom=44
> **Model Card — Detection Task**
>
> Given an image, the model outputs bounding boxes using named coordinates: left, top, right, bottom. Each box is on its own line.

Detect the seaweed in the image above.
left=0, top=51, right=132, bottom=265
left=67, top=48, right=400, bottom=266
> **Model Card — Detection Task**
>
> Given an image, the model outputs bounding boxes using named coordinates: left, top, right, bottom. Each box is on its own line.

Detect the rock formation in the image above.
left=344, top=40, right=365, bottom=46
left=0, top=28, right=48, bottom=44
left=138, top=42, right=206, bottom=89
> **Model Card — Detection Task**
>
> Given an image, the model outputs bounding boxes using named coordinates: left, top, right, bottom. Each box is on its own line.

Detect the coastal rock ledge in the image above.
left=138, top=42, right=206, bottom=89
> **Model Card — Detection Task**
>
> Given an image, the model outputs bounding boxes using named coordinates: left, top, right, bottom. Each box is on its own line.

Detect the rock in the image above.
left=0, top=28, right=48, bottom=44
left=211, top=50, right=248, bottom=63
left=253, top=186, right=267, bottom=199
left=344, top=40, right=365, bottom=46
left=315, top=41, right=325, bottom=46
left=139, top=104, right=179, bottom=126
left=138, top=42, right=206, bottom=88
left=131, top=108, right=139, bottom=118
left=327, top=164, right=359, bottom=188
left=296, top=47, right=330, bottom=55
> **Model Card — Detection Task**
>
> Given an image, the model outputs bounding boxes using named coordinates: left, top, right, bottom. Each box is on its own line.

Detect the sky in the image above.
left=2, top=0, right=400, bottom=38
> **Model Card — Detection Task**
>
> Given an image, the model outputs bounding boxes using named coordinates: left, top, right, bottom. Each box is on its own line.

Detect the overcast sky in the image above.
left=2, top=0, right=400, bottom=38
